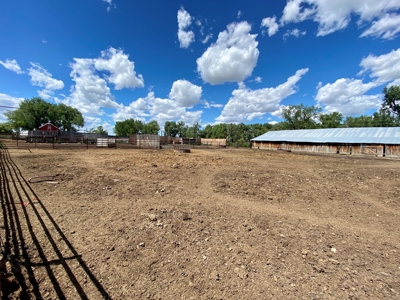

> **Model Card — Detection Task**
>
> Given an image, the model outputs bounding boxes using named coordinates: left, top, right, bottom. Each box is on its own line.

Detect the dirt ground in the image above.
left=1, top=144, right=400, bottom=299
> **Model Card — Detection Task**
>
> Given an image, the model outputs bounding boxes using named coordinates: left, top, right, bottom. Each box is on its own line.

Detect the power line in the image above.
left=0, top=106, right=19, bottom=109
left=0, top=105, right=107, bottom=116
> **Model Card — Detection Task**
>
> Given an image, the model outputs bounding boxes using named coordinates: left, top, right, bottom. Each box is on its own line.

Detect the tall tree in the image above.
left=5, top=97, right=52, bottom=130
left=212, top=123, right=227, bottom=139
left=142, top=120, right=160, bottom=135
left=185, top=122, right=201, bottom=138
left=248, top=123, right=270, bottom=139
left=343, top=115, right=373, bottom=127
left=199, top=125, right=213, bottom=138
left=54, top=103, right=84, bottom=131
left=0, top=123, right=13, bottom=133
left=4, top=97, right=83, bottom=131
left=282, top=104, right=322, bottom=130
left=114, top=119, right=143, bottom=136
left=89, top=126, right=108, bottom=135
left=176, top=121, right=187, bottom=137
left=164, top=121, right=179, bottom=137
left=319, top=112, right=343, bottom=128
left=372, top=109, right=400, bottom=127
left=382, top=86, right=400, bottom=116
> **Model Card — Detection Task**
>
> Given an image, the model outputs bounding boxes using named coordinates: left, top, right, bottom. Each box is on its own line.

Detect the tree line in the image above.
left=1, top=86, right=399, bottom=141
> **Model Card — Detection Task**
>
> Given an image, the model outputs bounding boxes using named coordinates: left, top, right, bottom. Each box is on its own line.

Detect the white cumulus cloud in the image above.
left=113, top=80, right=203, bottom=127
left=0, top=59, right=24, bottom=74
left=316, top=78, right=380, bottom=100
left=360, top=13, right=400, bottom=39
left=216, top=68, right=309, bottom=123
left=322, top=94, right=381, bottom=115
left=28, top=63, right=64, bottom=99
left=112, top=96, right=149, bottom=122
left=261, top=16, right=279, bottom=36
left=177, top=7, right=195, bottom=48
left=169, top=80, right=202, bottom=107
left=281, top=0, right=315, bottom=25
left=63, top=58, right=119, bottom=115
left=315, top=79, right=382, bottom=115
left=196, top=21, right=259, bottom=85
left=359, top=48, right=400, bottom=86
left=315, top=48, right=400, bottom=115
left=60, top=48, right=144, bottom=115
left=280, top=0, right=400, bottom=38
left=94, top=47, right=144, bottom=90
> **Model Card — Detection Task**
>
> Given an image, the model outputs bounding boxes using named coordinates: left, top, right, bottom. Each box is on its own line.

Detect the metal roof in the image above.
left=251, top=127, right=400, bottom=145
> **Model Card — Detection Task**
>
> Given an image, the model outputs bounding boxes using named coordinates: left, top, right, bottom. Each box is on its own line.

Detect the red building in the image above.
left=38, top=123, right=59, bottom=132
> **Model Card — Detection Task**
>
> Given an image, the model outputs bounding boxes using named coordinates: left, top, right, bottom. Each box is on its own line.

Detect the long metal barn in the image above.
left=251, top=127, right=400, bottom=157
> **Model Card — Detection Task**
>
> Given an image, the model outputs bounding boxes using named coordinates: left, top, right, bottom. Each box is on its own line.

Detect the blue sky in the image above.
left=1, top=0, right=400, bottom=133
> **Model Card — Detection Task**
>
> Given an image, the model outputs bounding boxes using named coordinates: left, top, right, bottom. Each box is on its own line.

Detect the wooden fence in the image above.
left=200, top=138, right=226, bottom=147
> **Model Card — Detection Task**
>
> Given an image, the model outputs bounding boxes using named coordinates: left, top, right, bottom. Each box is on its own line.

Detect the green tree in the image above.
left=281, top=104, right=322, bottom=130
left=114, top=119, right=143, bottom=136
left=343, top=115, right=373, bottom=127
left=185, top=122, right=201, bottom=138
left=54, top=103, right=84, bottom=131
left=0, top=122, right=13, bottom=133
left=372, top=109, right=400, bottom=127
left=164, top=121, right=179, bottom=137
left=5, top=97, right=52, bottom=130
left=319, top=112, right=343, bottom=128
left=212, top=123, right=227, bottom=139
left=4, top=97, right=83, bottom=131
left=199, top=125, right=213, bottom=138
left=270, top=122, right=288, bottom=131
left=382, top=86, right=400, bottom=116
left=248, top=123, right=270, bottom=139
left=89, top=126, right=108, bottom=135
left=176, top=121, right=187, bottom=137
left=142, top=120, right=160, bottom=134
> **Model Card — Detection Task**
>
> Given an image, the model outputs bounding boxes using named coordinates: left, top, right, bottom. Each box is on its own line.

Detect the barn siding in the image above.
left=251, top=141, right=396, bottom=157
left=385, top=145, right=400, bottom=157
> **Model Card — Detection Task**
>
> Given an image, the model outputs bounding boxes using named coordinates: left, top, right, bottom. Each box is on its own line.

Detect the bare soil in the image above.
left=1, top=145, right=400, bottom=299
